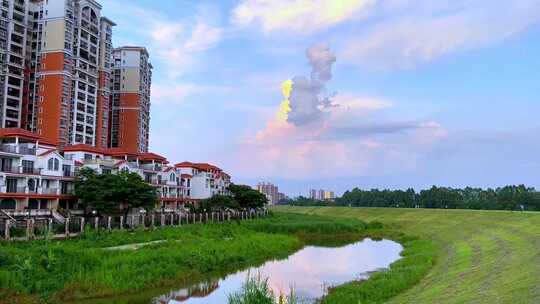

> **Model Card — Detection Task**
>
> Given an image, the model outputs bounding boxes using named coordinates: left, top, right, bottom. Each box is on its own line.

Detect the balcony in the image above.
left=0, top=144, right=36, bottom=155
left=60, top=189, right=74, bottom=195
left=63, top=170, right=77, bottom=177
left=140, top=163, right=162, bottom=172
left=0, top=166, right=19, bottom=174
left=0, top=166, right=41, bottom=175
left=6, top=186, right=27, bottom=193
left=2, top=209, right=52, bottom=217
left=41, top=188, right=58, bottom=195
left=21, top=167, right=42, bottom=175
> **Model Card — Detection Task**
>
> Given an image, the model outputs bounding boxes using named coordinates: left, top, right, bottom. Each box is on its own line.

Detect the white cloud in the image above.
left=152, top=83, right=231, bottom=105
left=103, top=0, right=225, bottom=78
left=231, top=0, right=376, bottom=33
left=184, top=22, right=223, bottom=52
left=340, top=0, right=540, bottom=69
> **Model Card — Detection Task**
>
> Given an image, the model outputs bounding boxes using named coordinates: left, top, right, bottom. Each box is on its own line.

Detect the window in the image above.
left=22, top=160, right=34, bottom=174
left=47, top=158, right=59, bottom=171
left=169, top=173, right=175, bottom=182
left=84, top=153, right=93, bottom=160
left=62, top=164, right=71, bottom=176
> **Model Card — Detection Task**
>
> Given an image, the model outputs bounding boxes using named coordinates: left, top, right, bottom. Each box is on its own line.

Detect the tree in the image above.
left=228, top=184, right=268, bottom=209
left=74, top=168, right=158, bottom=216
left=197, top=195, right=240, bottom=212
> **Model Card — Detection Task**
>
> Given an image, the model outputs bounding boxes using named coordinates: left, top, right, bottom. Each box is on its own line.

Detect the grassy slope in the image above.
left=278, top=206, right=540, bottom=304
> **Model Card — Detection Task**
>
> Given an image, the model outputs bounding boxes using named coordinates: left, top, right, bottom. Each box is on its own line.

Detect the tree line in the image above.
left=280, top=185, right=540, bottom=211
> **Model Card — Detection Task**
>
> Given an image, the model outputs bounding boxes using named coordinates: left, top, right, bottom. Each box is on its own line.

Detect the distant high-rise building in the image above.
left=324, top=191, right=335, bottom=201
left=257, top=182, right=279, bottom=205
left=317, top=189, right=324, bottom=200
left=308, top=188, right=335, bottom=201
left=309, top=189, right=317, bottom=200
left=277, top=192, right=286, bottom=203
left=110, top=46, right=152, bottom=153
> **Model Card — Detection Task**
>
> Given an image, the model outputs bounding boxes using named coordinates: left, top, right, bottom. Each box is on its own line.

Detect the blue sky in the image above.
left=102, top=0, right=540, bottom=196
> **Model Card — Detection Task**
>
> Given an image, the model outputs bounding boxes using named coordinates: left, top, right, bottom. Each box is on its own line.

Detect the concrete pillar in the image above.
left=65, top=217, right=70, bottom=237
left=48, top=218, right=53, bottom=233
left=205, top=213, right=208, bottom=223
left=26, top=219, right=33, bottom=240
left=130, top=215, right=135, bottom=229
left=178, top=214, right=182, bottom=226
left=199, top=213, right=202, bottom=224
left=94, top=217, right=99, bottom=231
left=4, top=220, right=10, bottom=240
left=107, top=217, right=112, bottom=231
left=170, top=214, right=174, bottom=226
left=151, top=214, right=155, bottom=228
left=160, top=214, right=165, bottom=227
left=80, top=217, right=85, bottom=233
left=120, top=216, right=124, bottom=230
left=141, top=215, right=146, bottom=228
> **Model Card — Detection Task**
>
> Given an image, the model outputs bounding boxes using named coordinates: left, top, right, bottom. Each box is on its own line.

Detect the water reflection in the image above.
left=154, top=239, right=402, bottom=304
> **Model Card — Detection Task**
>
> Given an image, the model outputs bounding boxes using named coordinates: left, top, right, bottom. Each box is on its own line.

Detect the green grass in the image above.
left=278, top=206, right=540, bottom=303
left=228, top=273, right=298, bottom=304
left=0, top=213, right=368, bottom=303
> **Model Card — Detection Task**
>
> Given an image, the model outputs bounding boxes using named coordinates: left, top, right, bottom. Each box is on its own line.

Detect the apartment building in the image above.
left=323, top=190, right=335, bottom=201
left=0, top=0, right=151, bottom=153
left=0, top=128, right=236, bottom=218
left=110, top=46, right=152, bottom=153
left=32, top=0, right=106, bottom=147
left=0, top=1, right=232, bottom=217
left=175, top=162, right=231, bottom=200
left=96, top=16, right=114, bottom=148
left=0, top=0, right=29, bottom=129
left=63, top=144, right=190, bottom=211
left=0, top=128, right=77, bottom=213
left=257, top=182, right=280, bottom=205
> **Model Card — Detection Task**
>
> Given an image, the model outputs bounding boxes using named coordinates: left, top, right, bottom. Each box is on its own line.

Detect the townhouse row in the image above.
left=0, top=128, right=231, bottom=216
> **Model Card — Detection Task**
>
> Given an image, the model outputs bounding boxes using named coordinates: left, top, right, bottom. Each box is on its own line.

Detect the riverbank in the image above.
left=0, top=212, right=375, bottom=303
left=280, top=206, right=540, bottom=303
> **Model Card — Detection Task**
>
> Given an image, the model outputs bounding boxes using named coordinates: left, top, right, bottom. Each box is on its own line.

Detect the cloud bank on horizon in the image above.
left=235, top=44, right=446, bottom=180
left=102, top=0, right=540, bottom=194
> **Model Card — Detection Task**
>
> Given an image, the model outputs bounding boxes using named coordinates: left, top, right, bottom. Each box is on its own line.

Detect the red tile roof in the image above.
left=62, top=146, right=168, bottom=163
left=181, top=174, right=193, bottom=178
left=138, top=152, right=168, bottom=163
left=62, top=144, right=106, bottom=154
left=174, top=162, right=222, bottom=172
left=38, top=148, right=57, bottom=157
left=0, top=128, right=57, bottom=146
left=105, top=148, right=139, bottom=157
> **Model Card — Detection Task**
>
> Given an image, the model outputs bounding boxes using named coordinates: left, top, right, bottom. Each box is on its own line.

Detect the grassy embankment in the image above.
left=279, top=206, right=540, bottom=303
left=0, top=213, right=370, bottom=303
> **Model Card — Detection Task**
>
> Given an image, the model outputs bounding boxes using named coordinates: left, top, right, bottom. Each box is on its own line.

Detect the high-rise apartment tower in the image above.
left=110, top=46, right=152, bottom=153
